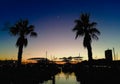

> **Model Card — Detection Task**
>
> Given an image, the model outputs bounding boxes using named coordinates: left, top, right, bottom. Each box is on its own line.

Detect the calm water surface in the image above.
left=43, top=72, right=80, bottom=84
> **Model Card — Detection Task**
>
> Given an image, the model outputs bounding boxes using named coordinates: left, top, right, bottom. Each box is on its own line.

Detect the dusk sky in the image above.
left=0, top=0, right=120, bottom=61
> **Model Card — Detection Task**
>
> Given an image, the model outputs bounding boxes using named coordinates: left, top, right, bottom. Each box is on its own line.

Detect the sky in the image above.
left=0, top=0, right=120, bottom=61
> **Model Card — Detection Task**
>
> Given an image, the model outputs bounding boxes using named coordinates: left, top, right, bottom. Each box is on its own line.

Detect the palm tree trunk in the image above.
left=87, top=43, right=93, bottom=71
left=18, top=45, right=23, bottom=67
left=87, top=43, right=93, bottom=62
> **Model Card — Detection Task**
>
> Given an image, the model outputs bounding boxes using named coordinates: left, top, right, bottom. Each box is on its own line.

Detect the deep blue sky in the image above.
left=0, top=0, right=120, bottom=61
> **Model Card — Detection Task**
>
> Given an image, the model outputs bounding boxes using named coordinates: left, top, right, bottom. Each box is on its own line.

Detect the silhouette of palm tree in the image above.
left=72, top=13, right=100, bottom=62
left=10, top=19, right=37, bottom=66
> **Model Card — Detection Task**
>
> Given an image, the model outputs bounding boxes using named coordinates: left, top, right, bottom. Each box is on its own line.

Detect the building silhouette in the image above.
left=105, top=49, right=113, bottom=61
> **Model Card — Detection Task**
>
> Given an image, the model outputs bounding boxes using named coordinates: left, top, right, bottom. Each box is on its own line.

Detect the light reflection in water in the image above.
left=43, top=72, right=80, bottom=84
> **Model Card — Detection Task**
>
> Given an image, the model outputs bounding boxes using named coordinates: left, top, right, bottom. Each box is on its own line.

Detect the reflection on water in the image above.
left=44, top=71, right=80, bottom=84
left=2, top=62, right=120, bottom=84
left=0, top=64, right=80, bottom=84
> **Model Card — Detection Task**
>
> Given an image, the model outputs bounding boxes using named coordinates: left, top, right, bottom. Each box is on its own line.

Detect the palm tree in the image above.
left=10, top=19, right=37, bottom=66
left=72, top=13, right=100, bottom=62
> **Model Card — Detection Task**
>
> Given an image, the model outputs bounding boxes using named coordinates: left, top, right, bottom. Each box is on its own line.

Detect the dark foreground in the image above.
left=74, top=60, right=120, bottom=84
left=0, top=60, right=120, bottom=84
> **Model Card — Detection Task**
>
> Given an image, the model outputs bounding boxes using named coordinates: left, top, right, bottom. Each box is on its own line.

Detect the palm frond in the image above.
left=23, top=38, right=28, bottom=47
left=81, top=13, right=90, bottom=23
left=89, top=22, right=97, bottom=27
left=10, top=27, right=19, bottom=36
left=30, top=32, right=37, bottom=37
left=74, top=19, right=81, bottom=23
left=83, top=39, right=87, bottom=48
left=75, top=32, right=79, bottom=39
left=72, top=26, right=79, bottom=32
left=89, top=28, right=100, bottom=35
left=91, top=34, right=99, bottom=40
left=73, top=27, right=84, bottom=39
left=23, top=20, right=28, bottom=27
left=28, top=25, right=34, bottom=30
left=25, top=25, right=34, bottom=35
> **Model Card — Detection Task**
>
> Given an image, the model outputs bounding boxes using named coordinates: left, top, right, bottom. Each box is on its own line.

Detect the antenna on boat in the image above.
left=113, top=48, right=115, bottom=60
left=46, top=51, right=48, bottom=63
left=79, top=53, right=80, bottom=57
left=116, top=52, right=118, bottom=60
